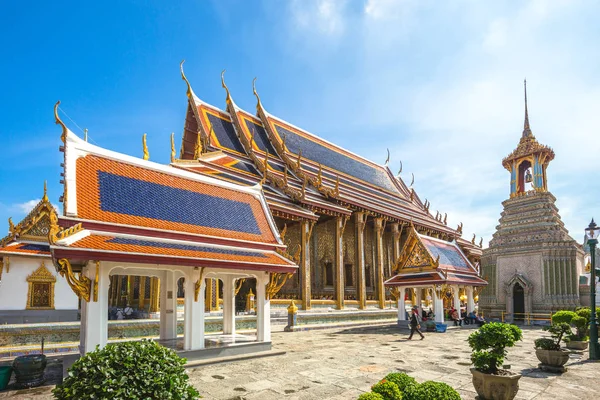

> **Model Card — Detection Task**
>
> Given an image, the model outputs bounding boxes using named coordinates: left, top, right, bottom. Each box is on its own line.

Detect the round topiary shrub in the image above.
left=371, top=380, right=402, bottom=400
left=383, top=373, right=417, bottom=392
left=551, top=310, right=576, bottom=325
left=412, top=381, right=461, bottom=400
left=357, top=392, right=385, bottom=400
left=53, top=339, right=200, bottom=399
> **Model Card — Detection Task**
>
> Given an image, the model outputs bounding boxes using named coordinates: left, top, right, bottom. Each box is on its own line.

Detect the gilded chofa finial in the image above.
left=221, top=69, right=232, bottom=105
left=385, top=148, right=390, bottom=166
left=54, top=101, right=68, bottom=143
left=443, top=213, right=447, bottom=225
left=479, top=237, right=483, bottom=248
left=170, top=133, right=176, bottom=163
left=142, top=133, right=149, bottom=161
left=252, top=77, right=263, bottom=113
left=397, top=160, right=403, bottom=177
left=410, top=173, right=414, bottom=187
left=180, top=60, right=193, bottom=100
left=42, top=181, right=48, bottom=202
left=471, top=233, right=476, bottom=244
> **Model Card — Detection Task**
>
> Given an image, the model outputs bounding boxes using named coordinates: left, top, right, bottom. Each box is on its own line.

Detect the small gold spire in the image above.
left=385, top=148, right=390, bottom=166
left=170, top=133, right=176, bottom=163
left=523, top=79, right=532, bottom=138
left=316, top=164, right=323, bottom=187
left=142, top=133, right=149, bottom=161
left=221, top=69, right=232, bottom=105
left=252, top=77, right=264, bottom=113
left=42, top=181, right=48, bottom=202
left=180, top=60, right=193, bottom=100
left=397, top=160, right=403, bottom=176
left=54, top=101, right=68, bottom=143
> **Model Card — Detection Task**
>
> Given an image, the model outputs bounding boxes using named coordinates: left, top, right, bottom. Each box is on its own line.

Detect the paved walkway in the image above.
left=4, top=324, right=598, bottom=399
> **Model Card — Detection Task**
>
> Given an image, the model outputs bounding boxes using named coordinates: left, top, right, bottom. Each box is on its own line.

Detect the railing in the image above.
left=500, top=312, right=552, bottom=325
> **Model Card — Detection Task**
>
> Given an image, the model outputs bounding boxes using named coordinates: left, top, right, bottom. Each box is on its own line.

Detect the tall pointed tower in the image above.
left=480, top=81, right=585, bottom=319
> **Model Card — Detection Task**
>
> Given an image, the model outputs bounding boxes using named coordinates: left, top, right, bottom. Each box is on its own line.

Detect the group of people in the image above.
left=407, top=306, right=487, bottom=340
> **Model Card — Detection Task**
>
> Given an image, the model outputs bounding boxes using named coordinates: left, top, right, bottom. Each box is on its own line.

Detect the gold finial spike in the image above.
left=410, top=173, right=414, bottom=187
left=142, top=133, right=149, bottom=161
left=523, top=79, right=532, bottom=138
left=84, top=128, right=88, bottom=142
left=471, top=233, right=476, bottom=244
left=42, top=181, right=48, bottom=202
left=397, top=160, right=403, bottom=177
left=252, top=77, right=264, bottom=113
left=221, top=69, right=232, bottom=105
left=180, top=60, right=193, bottom=100
left=479, top=237, right=483, bottom=248
left=170, top=132, right=176, bottom=163
left=54, top=101, right=68, bottom=143
left=385, top=148, right=390, bottom=166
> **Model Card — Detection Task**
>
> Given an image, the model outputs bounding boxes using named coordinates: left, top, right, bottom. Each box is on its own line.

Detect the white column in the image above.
left=466, top=286, right=475, bottom=314
left=222, top=277, right=236, bottom=336
left=256, top=274, right=271, bottom=342
left=160, top=271, right=177, bottom=340
left=434, top=290, right=444, bottom=323
left=453, top=285, right=461, bottom=319
left=80, top=262, right=110, bottom=354
left=183, top=272, right=205, bottom=350
left=416, top=288, right=423, bottom=316
left=396, top=287, right=406, bottom=321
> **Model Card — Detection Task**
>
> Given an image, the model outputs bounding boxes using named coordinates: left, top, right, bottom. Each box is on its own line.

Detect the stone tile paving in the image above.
left=2, top=324, right=598, bottom=399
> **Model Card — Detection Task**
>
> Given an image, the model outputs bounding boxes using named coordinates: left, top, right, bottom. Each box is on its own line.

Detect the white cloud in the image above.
left=289, top=0, right=348, bottom=36
left=11, top=199, right=60, bottom=216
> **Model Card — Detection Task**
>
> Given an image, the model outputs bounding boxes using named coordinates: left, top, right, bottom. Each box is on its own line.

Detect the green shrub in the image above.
left=468, top=322, right=522, bottom=374
left=571, top=316, right=588, bottom=340
left=575, top=308, right=591, bottom=338
left=383, top=373, right=417, bottom=392
left=534, top=338, right=558, bottom=350
left=371, top=380, right=402, bottom=400
left=411, top=381, right=461, bottom=400
left=576, top=307, right=591, bottom=323
left=537, top=323, right=571, bottom=350
left=53, top=339, right=200, bottom=400
left=358, top=393, right=385, bottom=400
left=551, top=310, right=576, bottom=325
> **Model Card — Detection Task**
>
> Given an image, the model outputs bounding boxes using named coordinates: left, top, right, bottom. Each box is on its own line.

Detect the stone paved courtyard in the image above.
left=3, top=324, right=598, bottom=399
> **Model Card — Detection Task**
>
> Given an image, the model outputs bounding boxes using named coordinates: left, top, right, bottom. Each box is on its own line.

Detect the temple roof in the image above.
left=385, top=224, right=485, bottom=287
left=50, top=125, right=297, bottom=274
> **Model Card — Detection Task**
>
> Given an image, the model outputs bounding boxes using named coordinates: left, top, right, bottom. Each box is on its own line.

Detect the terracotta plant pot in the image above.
left=12, top=354, right=47, bottom=389
left=565, top=341, right=588, bottom=351
left=535, top=349, right=570, bottom=367
left=470, top=368, right=521, bottom=400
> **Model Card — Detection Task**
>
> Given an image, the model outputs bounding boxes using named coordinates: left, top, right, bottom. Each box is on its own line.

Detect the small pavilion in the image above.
left=385, top=224, right=487, bottom=323
left=49, top=104, right=297, bottom=354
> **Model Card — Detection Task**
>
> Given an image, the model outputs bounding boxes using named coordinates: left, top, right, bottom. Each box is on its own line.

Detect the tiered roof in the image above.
left=49, top=115, right=297, bottom=274
left=384, top=224, right=486, bottom=287
left=176, top=63, right=479, bottom=255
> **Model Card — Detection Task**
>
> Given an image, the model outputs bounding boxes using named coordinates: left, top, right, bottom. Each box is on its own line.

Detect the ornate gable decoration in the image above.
left=394, top=224, right=438, bottom=273
left=26, top=261, right=56, bottom=283
left=1, top=183, right=57, bottom=247
left=26, top=261, right=56, bottom=310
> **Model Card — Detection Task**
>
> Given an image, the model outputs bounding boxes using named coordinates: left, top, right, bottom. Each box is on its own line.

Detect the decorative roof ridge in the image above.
left=180, top=60, right=227, bottom=114
left=55, top=217, right=286, bottom=250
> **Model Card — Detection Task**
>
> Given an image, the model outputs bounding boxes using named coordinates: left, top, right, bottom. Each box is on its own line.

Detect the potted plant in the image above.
left=565, top=308, right=590, bottom=350
left=534, top=322, right=571, bottom=372
left=468, top=322, right=522, bottom=400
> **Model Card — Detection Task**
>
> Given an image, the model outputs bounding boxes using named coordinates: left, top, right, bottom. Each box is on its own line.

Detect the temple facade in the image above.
left=480, top=82, right=585, bottom=320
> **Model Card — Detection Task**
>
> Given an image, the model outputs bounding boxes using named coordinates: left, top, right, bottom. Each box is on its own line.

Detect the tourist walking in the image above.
left=408, top=306, right=424, bottom=340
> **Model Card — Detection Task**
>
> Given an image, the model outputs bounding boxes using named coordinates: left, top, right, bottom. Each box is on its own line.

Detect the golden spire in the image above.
left=385, top=148, right=390, bottom=166
left=252, top=77, right=264, bottom=113
left=180, top=60, right=193, bottom=100
left=54, top=101, right=68, bottom=143
left=142, top=133, right=149, bottom=161
left=170, top=133, right=176, bottom=163
left=523, top=79, right=532, bottom=138
left=221, top=69, right=232, bottom=105
left=397, top=160, right=403, bottom=177
left=42, top=181, right=48, bottom=202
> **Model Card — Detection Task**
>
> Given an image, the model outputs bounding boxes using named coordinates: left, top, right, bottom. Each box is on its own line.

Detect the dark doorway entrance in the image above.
left=513, top=283, right=525, bottom=322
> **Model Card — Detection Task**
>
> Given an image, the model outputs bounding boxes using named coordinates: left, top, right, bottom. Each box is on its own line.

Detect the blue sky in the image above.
left=1, top=0, right=599, bottom=244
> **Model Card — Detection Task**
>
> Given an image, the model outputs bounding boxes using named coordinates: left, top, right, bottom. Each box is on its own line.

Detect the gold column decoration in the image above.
left=193, top=267, right=206, bottom=302
left=355, top=212, right=367, bottom=310
left=266, top=272, right=293, bottom=299
left=335, top=216, right=348, bottom=310
left=374, top=217, right=386, bottom=309
left=234, top=278, right=246, bottom=296
left=205, top=278, right=213, bottom=311
left=246, top=288, right=255, bottom=312
left=114, top=275, right=122, bottom=306
left=139, top=276, right=146, bottom=309
left=56, top=258, right=91, bottom=302
left=300, top=219, right=312, bottom=310
left=150, top=277, right=160, bottom=312
left=142, top=133, right=149, bottom=161
left=127, top=276, right=134, bottom=306
left=93, top=261, right=99, bottom=302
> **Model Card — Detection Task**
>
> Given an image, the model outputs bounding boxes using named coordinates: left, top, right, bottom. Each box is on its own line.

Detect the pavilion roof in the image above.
left=50, top=124, right=297, bottom=274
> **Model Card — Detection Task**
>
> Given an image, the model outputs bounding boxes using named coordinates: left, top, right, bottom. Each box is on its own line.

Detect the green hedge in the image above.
left=53, top=339, right=200, bottom=400
left=358, top=373, right=459, bottom=400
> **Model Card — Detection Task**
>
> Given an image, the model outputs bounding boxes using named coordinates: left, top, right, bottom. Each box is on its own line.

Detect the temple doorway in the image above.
left=513, top=283, right=525, bottom=321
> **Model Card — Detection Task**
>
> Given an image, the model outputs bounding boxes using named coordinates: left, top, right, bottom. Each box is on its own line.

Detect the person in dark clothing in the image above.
left=408, top=307, right=424, bottom=340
